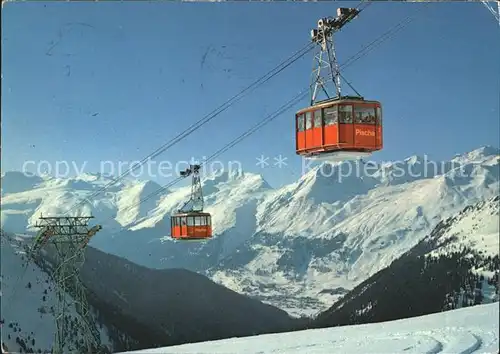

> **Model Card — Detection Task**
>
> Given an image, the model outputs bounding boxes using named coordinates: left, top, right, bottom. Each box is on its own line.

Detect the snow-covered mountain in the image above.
left=1, top=146, right=499, bottom=316
left=120, top=302, right=500, bottom=354
left=427, top=194, right=499, bottom=260
left=312, top=194, right=499, bottom=329
left=0, top=172, right=166, bottom=233
left=0, top=232, right=114, bottom=353
left=1, top=231, right=296, bottom=353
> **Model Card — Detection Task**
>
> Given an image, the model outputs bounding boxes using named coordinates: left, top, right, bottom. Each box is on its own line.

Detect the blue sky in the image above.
left=2, top=1, right=499, bottom=188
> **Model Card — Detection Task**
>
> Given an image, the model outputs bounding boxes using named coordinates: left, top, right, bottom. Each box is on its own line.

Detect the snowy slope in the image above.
left=121, top=302, right=500, bottom=354
left=425, top=194, right=500, bottom=304
left=1, top=146, right=499, bottom=316
left=428, top=195, right=499, bottom=258
left=209, top=147, right=500, bottom=315
left=311, top=194, right=499, bottom=329
left=0, top=232, right=113, bottom=353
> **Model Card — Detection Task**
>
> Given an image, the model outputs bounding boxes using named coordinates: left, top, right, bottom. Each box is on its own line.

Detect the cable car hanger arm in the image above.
left=310, top=7, right=364, bottom=106
left=310, top=8, right=361, bottom=45
left=177, top=164, right=204, bottom=213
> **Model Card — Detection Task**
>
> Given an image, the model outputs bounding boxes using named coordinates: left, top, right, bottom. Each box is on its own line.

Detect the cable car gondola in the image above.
left=295, top=7, right=383, bottom=162
left=296, top=96, right=382, bottom=161
left=170, top=164, right=212, bottom=241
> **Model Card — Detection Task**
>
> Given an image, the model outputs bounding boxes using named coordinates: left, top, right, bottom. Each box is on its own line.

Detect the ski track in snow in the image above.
left=122, top=302, right=499, bottom=354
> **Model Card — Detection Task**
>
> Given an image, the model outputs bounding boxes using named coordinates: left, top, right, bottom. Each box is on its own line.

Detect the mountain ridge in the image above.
left=311, top=194, right=499, bottom=328
left=1, top=145, right=499, bottom=316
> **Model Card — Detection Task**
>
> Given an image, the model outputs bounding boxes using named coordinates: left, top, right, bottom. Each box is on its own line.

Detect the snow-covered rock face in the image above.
left=428, top=195, right=500, bottom=259
left=1, top=146, right=499, bottom=316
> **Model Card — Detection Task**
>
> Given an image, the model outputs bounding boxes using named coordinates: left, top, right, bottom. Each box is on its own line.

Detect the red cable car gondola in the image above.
left=170, top=164, right=212, bottom=241
left=296, top=96, right=383, bottom=161
left=296, top=8, right=383, bottom=162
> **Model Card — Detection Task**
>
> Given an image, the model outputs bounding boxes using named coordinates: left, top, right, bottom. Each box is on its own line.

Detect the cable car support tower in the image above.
left=310, top=7, right=362, bottom=106
left=32, top=215, right=103, bottom=354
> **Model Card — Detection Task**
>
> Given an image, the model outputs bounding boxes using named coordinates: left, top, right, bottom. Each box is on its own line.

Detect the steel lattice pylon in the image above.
left=309, top=8, right=362, bottom=106
left=32, top=216, right=103, bottom=354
